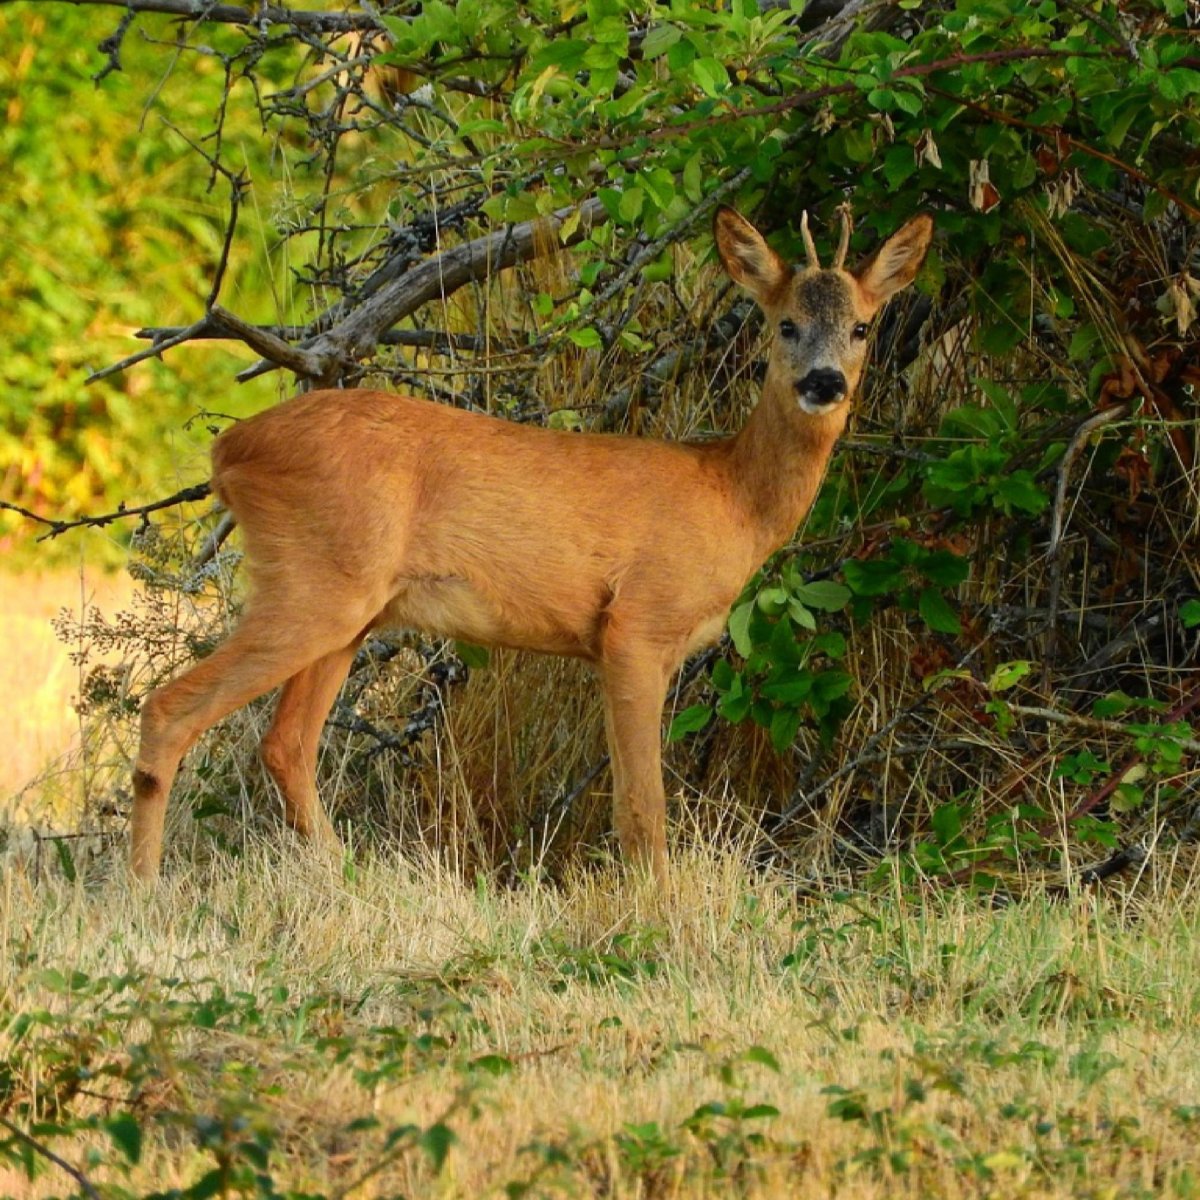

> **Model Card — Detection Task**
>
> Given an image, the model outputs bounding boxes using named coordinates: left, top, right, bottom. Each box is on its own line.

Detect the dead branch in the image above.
left=135, top=324, right=516, bottom=356
left=235, top=196, right=609, bottom=384
left=1043, top=400, right=1133, bottom=675
left=36, top=0, right=386, bottom=33
left=1, top=483, right=212, bottom=542
left=0, top=1116, right=101, bottom=1200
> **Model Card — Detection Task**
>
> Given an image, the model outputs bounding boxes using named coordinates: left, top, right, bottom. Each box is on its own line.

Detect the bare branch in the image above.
left=0, top=1115, right=101, bottom=1200
left=237, top=196, right=610, bottom=383
left=86, top=316, right=213, bottom=384
left=135, top=324, right=512, bottom=355
left=208, top=305, right=327, bottom=377
left=1, top=484, right=212, bottom=542
left=35, top=0, right=387, bottom=34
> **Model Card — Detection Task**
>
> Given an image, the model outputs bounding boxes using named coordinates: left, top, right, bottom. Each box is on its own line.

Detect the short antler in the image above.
left=799, top=211, right=820, bottom=270
left=833, top=203, right=853, bottom=270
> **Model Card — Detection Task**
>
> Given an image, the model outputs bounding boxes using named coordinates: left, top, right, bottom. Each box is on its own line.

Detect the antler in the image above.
left=833, top=203, right=853, bottom=269
left=799, top=211, right=820, bottom=270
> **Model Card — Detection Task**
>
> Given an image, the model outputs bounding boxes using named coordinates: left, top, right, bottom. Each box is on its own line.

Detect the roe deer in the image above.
left=130, top=206, right=932, bottom=884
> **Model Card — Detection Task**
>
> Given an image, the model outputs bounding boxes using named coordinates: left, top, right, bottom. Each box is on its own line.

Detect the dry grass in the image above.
left=2, top=841, right=1199, bottom=1197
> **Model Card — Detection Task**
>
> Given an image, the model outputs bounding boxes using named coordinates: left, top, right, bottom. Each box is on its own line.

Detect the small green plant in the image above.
left=671, top=561, right=854, bottom=752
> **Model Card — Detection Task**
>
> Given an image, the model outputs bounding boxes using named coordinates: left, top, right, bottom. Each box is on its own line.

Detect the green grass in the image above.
left=3, top=840, right=1200, bottom=1198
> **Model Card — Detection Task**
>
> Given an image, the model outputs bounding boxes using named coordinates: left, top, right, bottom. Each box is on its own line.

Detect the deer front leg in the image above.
left=600, top=645, right=672, bottom=885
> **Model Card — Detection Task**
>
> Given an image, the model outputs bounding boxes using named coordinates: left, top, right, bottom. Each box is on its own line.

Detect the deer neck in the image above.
left=726, top=369, right=849, bottom=560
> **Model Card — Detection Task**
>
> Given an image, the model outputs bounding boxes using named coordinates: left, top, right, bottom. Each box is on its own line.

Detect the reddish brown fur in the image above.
left=130, top=208, right=932, bottom=884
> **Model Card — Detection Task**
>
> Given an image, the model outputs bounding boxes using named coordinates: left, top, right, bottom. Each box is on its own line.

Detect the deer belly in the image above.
left=685, top=610, right=729, bottom=656
left=380, top=575, right=593, bottom=657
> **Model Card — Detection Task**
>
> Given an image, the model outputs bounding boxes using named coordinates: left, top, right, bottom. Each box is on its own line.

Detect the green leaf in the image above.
left=761, top=674, right=813, bottom=704
left=455, top=641, right=490, bottom=669
left=769, top=705, right=803, bottom=752
left=740, top=1103, right=782, bottom=1119
left=793, top=580, right=851, bottom=611
left=812, top=670, right=853, bottom=703
left=1156, top=67, right=1200, bottom=102
left=470, top=1053, right=515, bottom=1076
left=641, top=23, right=681, bottom=59
left=669, top=704, right=713, bottom=741
left=1180, top=599, right=1200, bottom=629
left=682, top=152, right=704, bottom=203
left=691, top=57, right=730, bottom=97
left=105, top=1112, right=142, bottom=1164
left=1093, top=692, right=1136, bottom=718
left=918, top=551, right=970, bottom=588
left=53, top=839, right=76, bottom=883
left=741, top=1045, right=781, bottom=1072
left=728, top=601, right=755, bottom=658
left=787, top=598, right=817, bottom=631
left=843, top=558, right=904, bottom=597
left=568, top=326, right=603, bottom=349
left=419, top=1123, right=457, bottom=1172
left=918, top=588, right=961, bottom=635
left=711, top=658, right=735, bottom=691
left=988, top=660, right=1031, bottom=692
left=618, top=187, right=644, bottom=223
left=993, top=471, right=1047, bottom=515
left=931, top=802, right=963, bottom=848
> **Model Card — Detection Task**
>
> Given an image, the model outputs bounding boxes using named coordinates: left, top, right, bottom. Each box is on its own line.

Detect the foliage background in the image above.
left=1, top=0, right=1199, bottom=884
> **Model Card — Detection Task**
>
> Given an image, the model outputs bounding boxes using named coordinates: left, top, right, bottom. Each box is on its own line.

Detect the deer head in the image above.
left=714, top=206, right=933, bottom=415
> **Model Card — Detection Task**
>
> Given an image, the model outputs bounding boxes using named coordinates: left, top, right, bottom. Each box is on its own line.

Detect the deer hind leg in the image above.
left=600, top=642, right=673, bottom=885
left=131, top=606, right=369, bottom=881
left=259, top=640, right=362, bottom=848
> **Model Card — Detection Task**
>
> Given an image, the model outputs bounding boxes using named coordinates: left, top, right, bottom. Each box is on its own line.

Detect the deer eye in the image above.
left=779, top=319, right=799, bottom=340
left=852, top=322, right=870, bottom=341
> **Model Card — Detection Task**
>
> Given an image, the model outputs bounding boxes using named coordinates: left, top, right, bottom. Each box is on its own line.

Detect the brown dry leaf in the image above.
left=969, top=159, right=1001, bottom=213
left=1166, top=276, right=1197, bottom=336
left=1046, top=167, right=1082, bottom=219
left=915, top=128, right=942, bottom=170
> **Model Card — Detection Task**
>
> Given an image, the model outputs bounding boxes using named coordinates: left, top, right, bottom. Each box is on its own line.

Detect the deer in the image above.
left=129, top=205, right=933, bottom=885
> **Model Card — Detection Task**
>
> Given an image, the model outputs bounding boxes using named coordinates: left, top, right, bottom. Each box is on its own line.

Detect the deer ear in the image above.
left=856, top=214, right=933, bottom=309
left=714, top=207, right=791, bottom=304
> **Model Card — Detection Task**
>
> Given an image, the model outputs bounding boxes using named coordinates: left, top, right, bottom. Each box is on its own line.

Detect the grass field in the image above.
left=2, top=841, right=1199, bottom=1198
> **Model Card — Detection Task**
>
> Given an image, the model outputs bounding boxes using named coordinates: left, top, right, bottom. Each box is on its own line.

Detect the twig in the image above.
left=840, top=438, right=939, bottom=465
left=86, top=316, right=212, bottom=384
left=192, top=511, right=237, bottom=568
left=1007, top=702, right=1200, bottom=754
left=1043, top=401, right=1132, bottom=675
left=92, top=6, right=136, bottom=81
left=206, top=174, right=247, bottom=309
left=0, top=1115, right=101, bottom=1200
left=1075, top=842, right=1148, bottom=885
left=40, top=0, right=387, bottom=33
left=1, top=483, right=212, bottom=542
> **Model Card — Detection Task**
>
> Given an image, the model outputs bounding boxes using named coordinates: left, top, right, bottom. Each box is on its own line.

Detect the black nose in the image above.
left=796, top=368, right=847, bottom=405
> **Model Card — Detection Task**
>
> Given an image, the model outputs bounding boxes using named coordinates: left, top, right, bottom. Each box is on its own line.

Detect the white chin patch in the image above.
left=797, top=394, right=846, bottom=415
